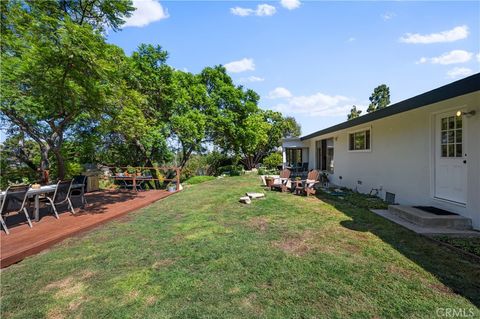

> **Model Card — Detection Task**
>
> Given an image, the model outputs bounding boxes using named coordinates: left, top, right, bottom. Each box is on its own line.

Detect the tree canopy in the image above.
left=1, top=1, right=300, bottom=184
left=367, top=84, right=390, bottom=113
left=347, top=105, right=362, bottom=120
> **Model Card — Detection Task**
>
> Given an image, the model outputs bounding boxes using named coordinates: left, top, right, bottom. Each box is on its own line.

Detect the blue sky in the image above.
left=110, top=1, right=478, bottom=136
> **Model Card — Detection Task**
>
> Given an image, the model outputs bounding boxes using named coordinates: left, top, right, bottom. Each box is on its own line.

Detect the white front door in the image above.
left=434, top=111, right=467, bottom=204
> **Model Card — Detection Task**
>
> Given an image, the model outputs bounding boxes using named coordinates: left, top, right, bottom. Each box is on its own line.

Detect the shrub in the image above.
left=184, top=176, right=216, bottom=185
left=204, top=152, right=236, bottom=176
left=263, top=152, right=283, bottom=169
left=65, top=161, right=83, bottom=178
left=218, top=165, right=243, bottom=176
left=181, top=154, right=209, bottom=180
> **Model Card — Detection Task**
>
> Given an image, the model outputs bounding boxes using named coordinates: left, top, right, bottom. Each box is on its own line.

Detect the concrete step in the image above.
left=388, top=205, right=472, bottom=230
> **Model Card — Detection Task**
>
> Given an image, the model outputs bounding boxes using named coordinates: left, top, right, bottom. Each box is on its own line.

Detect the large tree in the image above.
left=367, top=84, right=390, bottom=113
left=199, top=66, right=301, bottom=169
left=0, top=0, right=134, bottom=180
left=169, top=70, right=211, bottom=168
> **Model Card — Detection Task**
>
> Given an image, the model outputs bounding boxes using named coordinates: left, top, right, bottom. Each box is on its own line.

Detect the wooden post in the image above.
left=44, top=170, right=50, bottom=185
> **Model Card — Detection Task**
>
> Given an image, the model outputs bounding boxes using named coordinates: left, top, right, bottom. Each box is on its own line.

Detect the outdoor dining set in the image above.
left=266, top=169, right=324, bottom=196
left=0, top=176, right=87, bottom=235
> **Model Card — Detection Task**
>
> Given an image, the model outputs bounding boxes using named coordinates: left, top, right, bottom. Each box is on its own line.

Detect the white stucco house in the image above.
left=282, top=74, right=480, bottom=230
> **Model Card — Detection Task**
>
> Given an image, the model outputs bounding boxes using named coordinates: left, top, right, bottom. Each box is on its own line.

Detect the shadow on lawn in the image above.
left=315, top=192, right=480, bottom=308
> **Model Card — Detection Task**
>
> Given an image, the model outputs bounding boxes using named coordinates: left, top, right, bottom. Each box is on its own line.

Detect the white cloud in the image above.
left=447, top=67, right=473, bottom=79
left=417, top=50, right=473, bottom=65
left=477, top=52, right=480, bottom=62
left=123, top=0, right=169, bottom=28
left=272, top=91, right=354, bottom=117
left=224, top=58, right=255, bottom=73
left=400, top=25, right=468, bottom=44
left=268, top=87, right=292, bottom=99
left=347, top=37, right=355, bottom=43
left=280, top=0, right=301, bottom=10
left=257, top=4, right=276, bottom=16
left=381, top=12, right=395, bottom=21
left=230, top=7, right=254, bottom=17
left=239, top=76, right=265, bottom=83
left=231, top=4, right=276, bottom=17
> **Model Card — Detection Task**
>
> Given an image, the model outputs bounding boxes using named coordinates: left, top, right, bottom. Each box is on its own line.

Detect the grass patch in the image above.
left=184, top=175, right=216, bottom=185
left=434, top=236, right=480, bottom=257
left=1, top=175, right=479, bottom=318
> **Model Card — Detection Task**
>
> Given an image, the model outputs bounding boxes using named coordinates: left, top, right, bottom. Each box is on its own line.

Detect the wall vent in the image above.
left=385, top=192, right=396, bottom=205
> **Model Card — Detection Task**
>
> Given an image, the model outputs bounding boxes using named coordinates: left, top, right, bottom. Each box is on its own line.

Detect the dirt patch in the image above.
left=428, top=282, right=454, bottom=295
left=171, top=234, right=185, bottom=244
left=127, top=289, right=140, bottom=300
left=45, top=277, right=75, bottom=291
left=145, top=295, right=157, bottom=306
left=46, top=308, right=65, bottom=319
left=229, top=287, right=241, bottom=294
left=68, top=296, right=87, bottom=311
left=248, top=217, right=269, bottom=232
left=273, top=231, right=314, bottom=256
left=80, top=270, right=96, bottom=279
left=152, top=258, right=176, bottom=269
left=342, top=242, right=361, bottom=254
left=239, top=293, right=264, bottom=316
left=386, top=264, right=416, bottom=280
left=44, top=276, right=85, bottom=301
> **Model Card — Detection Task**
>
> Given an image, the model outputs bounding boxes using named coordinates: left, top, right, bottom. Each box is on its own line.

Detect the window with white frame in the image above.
left=349, top=129, right=371, bottom=151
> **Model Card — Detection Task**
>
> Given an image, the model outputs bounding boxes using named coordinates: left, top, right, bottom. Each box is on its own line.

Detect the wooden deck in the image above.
left=0, top=189, right=175, bottom=268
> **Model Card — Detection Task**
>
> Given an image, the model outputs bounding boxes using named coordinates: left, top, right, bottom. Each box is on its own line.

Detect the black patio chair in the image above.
left=0, top=184, right=33, bottom=235
left=301, top=162, right=309, bottom=172
left=40, top=180, right=75, bottom=218
left=70, top=175, right=87, bottom=206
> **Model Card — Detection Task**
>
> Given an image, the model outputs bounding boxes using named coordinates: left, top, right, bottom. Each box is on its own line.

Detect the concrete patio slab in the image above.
left=371, top=209, right=480, bottom=237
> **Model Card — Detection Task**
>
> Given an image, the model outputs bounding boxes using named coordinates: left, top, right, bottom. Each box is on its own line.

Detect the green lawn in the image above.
left=2, top=175, right=479, bottom=318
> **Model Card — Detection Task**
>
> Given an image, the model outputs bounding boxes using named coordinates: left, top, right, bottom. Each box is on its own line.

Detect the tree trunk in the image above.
left=52, top=148, right=66, bottom=180
left=36, top=145, right=50, bottom=184
left=179, top=147, right=193, bottom=169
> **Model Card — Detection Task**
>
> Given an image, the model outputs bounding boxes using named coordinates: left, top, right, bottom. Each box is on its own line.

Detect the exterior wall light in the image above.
left=456, top=110, right=476, bottom=117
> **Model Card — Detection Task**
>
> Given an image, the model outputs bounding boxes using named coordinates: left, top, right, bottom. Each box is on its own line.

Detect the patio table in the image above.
left=0, top=183, right=84, bottom=222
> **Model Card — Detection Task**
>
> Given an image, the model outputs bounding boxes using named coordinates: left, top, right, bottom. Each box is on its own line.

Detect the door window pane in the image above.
left=448, top=131, right=454, bottom=143
left=441, top=118, right=447, bottom=130
left=448, top=117, right=455, bottom=129
left=456, top=116, right=462, bottom=128
left=441, top=132, right=447, bottom=144
left=456, top=144, right=462, bottom=157
left=442, top=145, right=447, bottom=157
left=448, top=144, right=455, bottom=157
left=440, top=116, right=462, bottom=158
left=455, top=130, right=462, bottom=143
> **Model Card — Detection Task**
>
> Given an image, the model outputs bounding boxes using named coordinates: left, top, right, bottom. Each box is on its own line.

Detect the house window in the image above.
left=349, top=129, right=370, bottom=151
left=286, top=148, right=302, bottom=166
left=440, top=115, right=462, bottom=158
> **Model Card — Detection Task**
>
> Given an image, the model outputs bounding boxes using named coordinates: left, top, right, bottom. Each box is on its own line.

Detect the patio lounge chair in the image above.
left=0, top=185, right=33, bottom=235
left=40, top=180, right=75, bottom=218
left=270, top=169, right=291, bottom=192
left=295, top=169, right=320, bottom=196
left=70, top=175, right=88, bottom=207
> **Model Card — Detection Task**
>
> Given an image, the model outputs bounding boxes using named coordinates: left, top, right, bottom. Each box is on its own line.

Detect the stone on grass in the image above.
left=239, top=196, right=252, bottom=204
left=246, top=192, right=265, bottom=199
